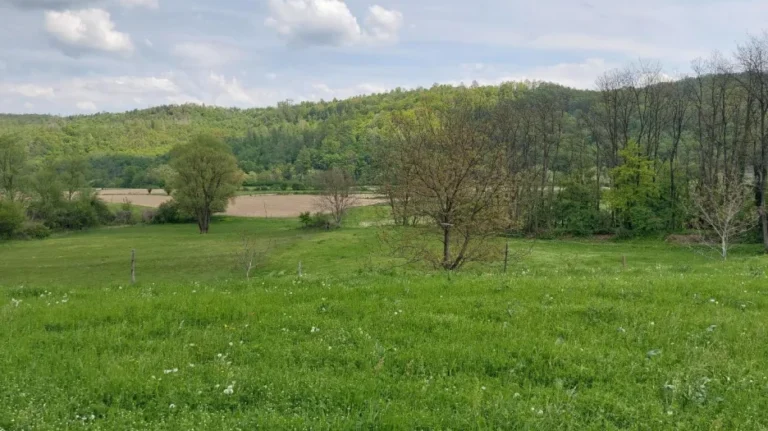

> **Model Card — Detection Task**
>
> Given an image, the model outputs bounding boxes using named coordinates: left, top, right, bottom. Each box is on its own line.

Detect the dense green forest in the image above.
left=0, top=83, right=585, bottom=187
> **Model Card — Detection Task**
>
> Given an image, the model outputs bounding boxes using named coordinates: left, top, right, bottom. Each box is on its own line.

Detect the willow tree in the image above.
left=170, top=135, right=243, bottom=234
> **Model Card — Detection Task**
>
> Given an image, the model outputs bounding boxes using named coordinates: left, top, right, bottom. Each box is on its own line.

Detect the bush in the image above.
left=29, top=191, right=113, bottom=231
left=0, top=200, right=25, bottom=239
left=141, top=209, right=156, bottom=224
left=114, top=199, right=136, bottom=225
left=299, top=211, right=333, bottom=229
left=58, top=193, right=114, bottom=230
left=114, top=210, right=136, bottom=225
left=14, top=222, right=51, bottom=240
left=152, top=200, right=195, bottom=224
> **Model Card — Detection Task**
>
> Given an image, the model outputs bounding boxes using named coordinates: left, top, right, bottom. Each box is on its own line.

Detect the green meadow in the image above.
left=2, top=207, right=768, bottom=430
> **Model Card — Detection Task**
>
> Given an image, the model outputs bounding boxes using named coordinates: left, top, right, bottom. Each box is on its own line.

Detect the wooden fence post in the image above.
left=131, top=249, right=136, bottom=284
left=503, top=240, right=510, bottom=273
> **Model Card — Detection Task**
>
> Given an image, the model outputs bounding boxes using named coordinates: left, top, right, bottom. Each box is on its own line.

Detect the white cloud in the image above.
left=76, top=101, right=97, bottom=111
left=529, top=33, right=705, bottom=60
left=265, top=0, right=403, bottom=46
left=119, top=0, right=158, bottom=9
left=0, top=0, right=95, bottom=9
left=306, top=81, right=387, bottom=100
left=44, top=8, right=133, bottom=54
left=173, top=42, right=242, bottom=68
left=0, top=75, right=186, bottom=114
left=209, top=73, right=254, bottom=105
left=462, top=58, right=617, bottom=90
left=364, top=5, right=403, bottom=43
left=1, top=83, right=55, bottom=98
left=266, top=0, right=361, bottom=46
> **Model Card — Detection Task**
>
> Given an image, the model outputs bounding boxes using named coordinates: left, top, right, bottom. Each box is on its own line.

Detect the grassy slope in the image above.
left=1, top=209, right=768, bottom=429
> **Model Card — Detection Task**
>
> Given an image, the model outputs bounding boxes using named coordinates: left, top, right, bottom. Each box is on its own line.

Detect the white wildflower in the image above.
left=223, top=382, right=235, bottom=395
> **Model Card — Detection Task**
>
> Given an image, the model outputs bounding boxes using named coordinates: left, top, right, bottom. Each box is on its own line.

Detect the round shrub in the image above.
left=0, top=200, right=25, bottom=239
left=14, top=222, right=51, bottom=240
left=152, top=200, right=195, bottom=224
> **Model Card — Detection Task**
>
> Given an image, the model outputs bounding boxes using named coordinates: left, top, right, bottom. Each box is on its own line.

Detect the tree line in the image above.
left=375, top=34, right=768, bottom=265
left=3, top=33, right=768, bottom=258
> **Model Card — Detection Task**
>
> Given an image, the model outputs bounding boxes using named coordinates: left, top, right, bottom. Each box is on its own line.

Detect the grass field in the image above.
left=2, top=207, right=768, bottom=429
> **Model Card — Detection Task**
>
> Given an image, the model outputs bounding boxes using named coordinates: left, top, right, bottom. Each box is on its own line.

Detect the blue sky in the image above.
left=0, top=0, right=766, bottom=114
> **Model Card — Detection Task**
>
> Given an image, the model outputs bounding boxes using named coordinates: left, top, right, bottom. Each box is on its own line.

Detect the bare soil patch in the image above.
left=97, top=189, right=384, bottom=218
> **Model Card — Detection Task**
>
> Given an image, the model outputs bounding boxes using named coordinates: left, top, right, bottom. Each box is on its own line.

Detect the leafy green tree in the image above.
left=148, top=164, right=176, bottom=195
left=58, top=156, right=89, bottom=200
left=170, top=135, right=244, bottom=234
left=555, top=172, right=603, bottom=235
left=605, top=142, right=662, bottom=234
left=0, top=200, right=25, bottom=239
left=0, top=134, right=28, bottom=201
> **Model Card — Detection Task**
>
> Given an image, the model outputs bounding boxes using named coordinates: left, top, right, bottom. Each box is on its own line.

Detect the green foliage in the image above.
left=299, top=211, right=332, bottom=229
left=0, top=199, right=25, bottom=239
left=114, top=200, right=137, bottom=225
left=147, top=164, right=175, bottom=195
left=151, top=200, right=195, bottom=224
left=0, top=133, right=28, bottom=201
left=14, top=221, right=51, bottom=240
left=555, top=173, right=606, bottom=235
left=605, top=142, right=663, bottom=235
left=170, top=134, right=244, bottom=233
left=57, top=156, right=89, bottom=200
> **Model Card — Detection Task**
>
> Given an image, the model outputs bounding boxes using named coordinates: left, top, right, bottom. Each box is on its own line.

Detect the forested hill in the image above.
left=0, top=82, right=593, bottom=186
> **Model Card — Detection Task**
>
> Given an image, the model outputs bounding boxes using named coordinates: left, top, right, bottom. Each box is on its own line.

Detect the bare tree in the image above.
left=315, top=168, right=358, bottom=227
left=665, top=75, right=692, bottom=230
left=388, top=97, right=510, bottom=270
left=690, top=178, right=755, bottom=260
left=234, top=232, right=271, bottom=280
left=595, top=68, right=636, bottom=169
left=376, top=123, right=419, bottom=226
left=735, top=33, right=768, bottom=252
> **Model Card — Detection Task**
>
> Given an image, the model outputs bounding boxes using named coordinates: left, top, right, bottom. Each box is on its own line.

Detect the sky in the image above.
left=0, top=0, right=766, bottom=115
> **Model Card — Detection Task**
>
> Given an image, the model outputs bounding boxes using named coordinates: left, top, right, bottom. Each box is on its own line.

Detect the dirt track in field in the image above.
left=98, top=189, right=384, bottom=218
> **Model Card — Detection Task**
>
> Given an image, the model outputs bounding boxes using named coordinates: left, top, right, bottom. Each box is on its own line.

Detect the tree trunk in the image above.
left=722, top=236, right=728, bottom=261
left=442, top=226, right=451, bottom=269
left=199, top=210, right=211, bottom=234
left=761, top=196, right=768, bottom=254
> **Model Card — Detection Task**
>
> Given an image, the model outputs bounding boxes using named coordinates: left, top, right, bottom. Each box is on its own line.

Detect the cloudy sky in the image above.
left=0, top=0, right=766, bottom=115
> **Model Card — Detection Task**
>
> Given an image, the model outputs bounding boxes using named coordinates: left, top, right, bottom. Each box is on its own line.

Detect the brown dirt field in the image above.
left=97, top=189, right=384, bottom=218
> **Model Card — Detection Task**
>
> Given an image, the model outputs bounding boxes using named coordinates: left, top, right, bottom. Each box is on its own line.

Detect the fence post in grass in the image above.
left=503, top=240, right=510, bottom=273
left=131, top=249, right=136, bottom=284
left=298, top=261, right=303, bottom=277
left=622, top=254, right=627, bottom=269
